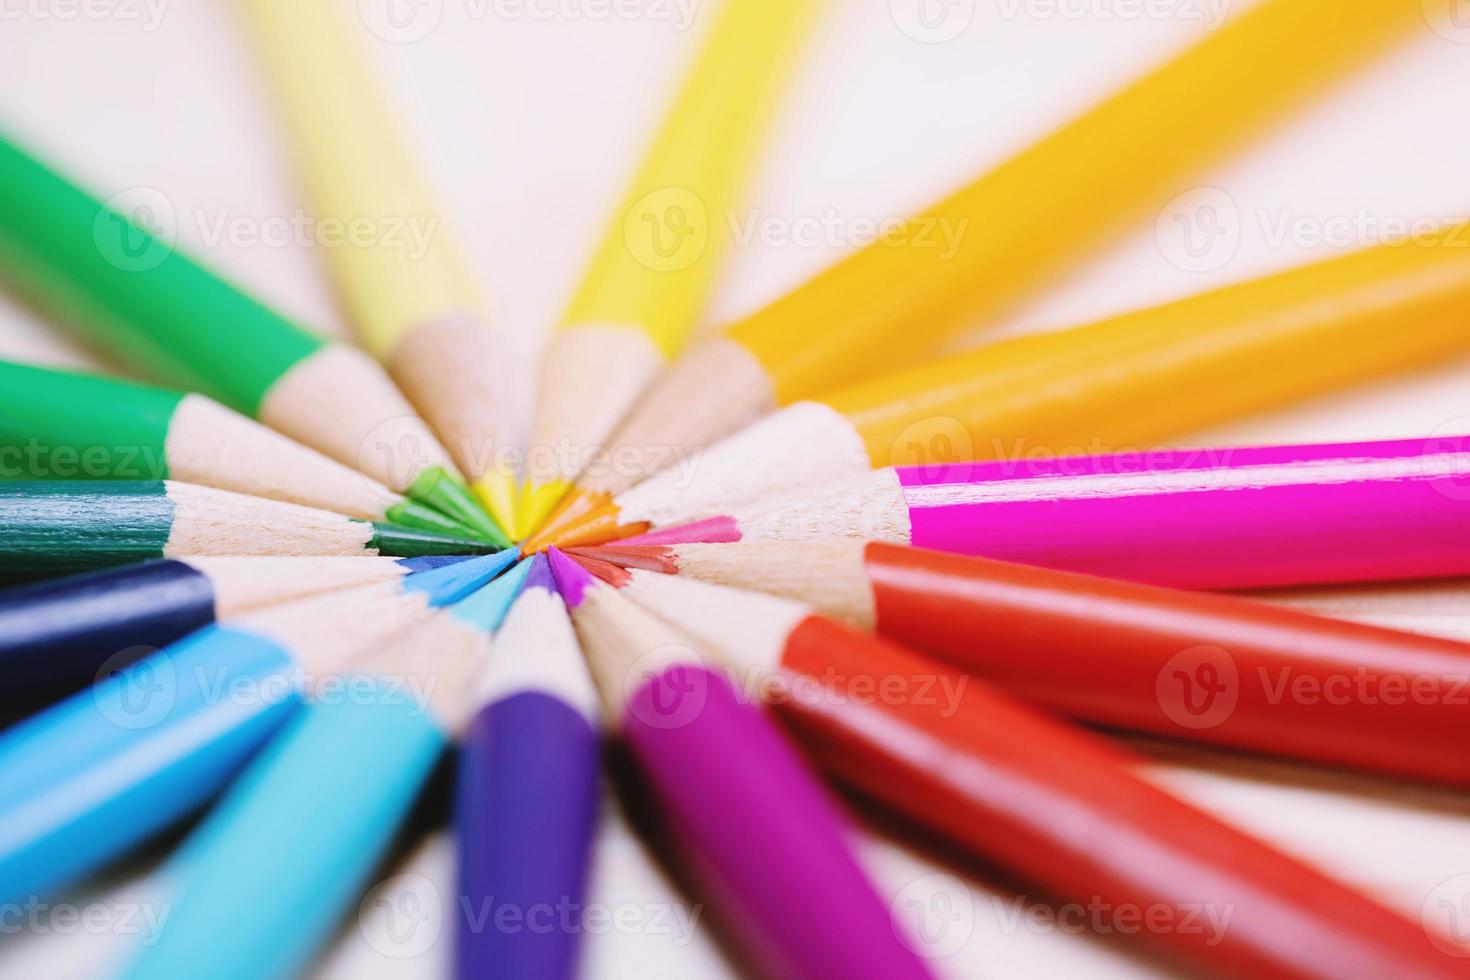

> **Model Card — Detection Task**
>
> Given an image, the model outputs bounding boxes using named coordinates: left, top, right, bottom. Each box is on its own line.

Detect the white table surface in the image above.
left=4, top=1, right=1470, bottom=977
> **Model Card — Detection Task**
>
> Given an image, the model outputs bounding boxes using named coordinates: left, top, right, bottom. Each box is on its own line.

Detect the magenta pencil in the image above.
left=547, top=549, right=932, bottom=980
left=633, top=437, right=1470, bottom=590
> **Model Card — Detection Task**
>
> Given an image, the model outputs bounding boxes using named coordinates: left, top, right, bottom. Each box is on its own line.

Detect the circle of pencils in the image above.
left=6, top=3, right=1470, bottom=978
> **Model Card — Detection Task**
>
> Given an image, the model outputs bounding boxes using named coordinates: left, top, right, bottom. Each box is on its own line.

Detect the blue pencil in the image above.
left=456, top=553, right=601, bottom=980
left=116, top=557, right=539, bottom=980
left=0, top=552, right=512, bottom=906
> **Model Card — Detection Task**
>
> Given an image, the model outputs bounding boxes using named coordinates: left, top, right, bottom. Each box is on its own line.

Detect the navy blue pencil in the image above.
left=0, top=555, right=467, bottom=715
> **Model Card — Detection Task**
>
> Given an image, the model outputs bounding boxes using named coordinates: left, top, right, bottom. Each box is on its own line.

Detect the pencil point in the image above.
left=368, top=522, right=505, bottom=558
left=520, top=497, right=650, bottom=553
left=564, top=551, right=631, bottom=588
left=615, top=515, right=742, bottom=546
left=409, top=466, right=514, bottom=548
left=516, top=479, right=573, bottom=541
left=566, top=545, right=678, bottom=574
left=403, top=549, right=517, bottom=605
left=471, top=469, right=519, bottom=545
left=546, top=547, right=595, bottom=607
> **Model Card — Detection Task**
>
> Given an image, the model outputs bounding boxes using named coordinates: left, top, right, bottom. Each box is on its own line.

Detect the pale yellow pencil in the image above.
left=240, top=0, right=517, bottom=541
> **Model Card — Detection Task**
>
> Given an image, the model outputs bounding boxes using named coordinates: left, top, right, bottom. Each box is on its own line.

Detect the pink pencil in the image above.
left=624, top=437, right=1470, bottom=590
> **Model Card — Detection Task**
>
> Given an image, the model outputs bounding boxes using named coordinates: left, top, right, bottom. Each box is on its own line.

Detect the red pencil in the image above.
left=572, top=540, right=1470, bottom=789
left=568, top=553, right=1469, bottom=979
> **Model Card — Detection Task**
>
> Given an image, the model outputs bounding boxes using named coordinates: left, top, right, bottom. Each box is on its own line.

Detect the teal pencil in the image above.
left=0, top=480, right=499, bottom=582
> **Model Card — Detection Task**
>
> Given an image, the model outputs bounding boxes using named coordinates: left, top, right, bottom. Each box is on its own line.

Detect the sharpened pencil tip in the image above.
left=565, top=545, right=679, bottom=574
left=546, top=547, right=595, bottom=607
left=519, top=496, right=649, bottom=554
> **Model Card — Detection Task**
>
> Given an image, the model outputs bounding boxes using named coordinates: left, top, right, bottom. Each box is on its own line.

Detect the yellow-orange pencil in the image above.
left=532, top=222, right=1470, bottom=547
left=239, top=0, right=516, bottom=544
left=540, top=0, right=1429, bottom=539
left=518, top=0, right=824, bottom=538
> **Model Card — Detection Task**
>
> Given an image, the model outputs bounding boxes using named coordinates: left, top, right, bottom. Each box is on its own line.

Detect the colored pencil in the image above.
left=239, top=0, right=519, bottom=537
left=547, top=549, right=933, bottom=980
left=114, top=566, right=536, bottom=980
left=534, top=225, right=1470, bottom=548
left=0, top=480, right=499, bottom=582
left=578, top=540, right=1470, bottom=788
left=517, top=0, right=823, bottom=536
left=578, top=557, right=1470, bottom=978
left=597, top=435, right=1470, bottom=591
left=0, top=131, right=506, bottom=543
left=0, top=359, right=465, bottom=534
left=0, top=554, right=465, bottom=714
left=541, top=0, right=1425, bottom=540
left=455, top=554, right=599, bottom=980
left=0, top=553, right=512, bottom=905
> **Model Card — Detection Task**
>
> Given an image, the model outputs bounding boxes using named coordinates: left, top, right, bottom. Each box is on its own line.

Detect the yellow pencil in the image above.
left=542, top=0, right=1429, bottom=539
left=239, top=0, right=516, bottom=542
left=529, top=221, right=1470, bottom=547
left=518, top=0, right=824, bottom=537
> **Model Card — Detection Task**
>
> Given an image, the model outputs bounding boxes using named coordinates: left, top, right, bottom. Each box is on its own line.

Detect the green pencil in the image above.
left=0, top=132, right=509, bottom=547
left=0, top=481, right=498, bottom=583
left=0, top=359, right=470, bottom=535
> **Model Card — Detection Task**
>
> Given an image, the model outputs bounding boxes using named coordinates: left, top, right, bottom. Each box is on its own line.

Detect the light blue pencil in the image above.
left=116, top=557, right=539, bottom=980
left=0, top=552, right=514, bottom=906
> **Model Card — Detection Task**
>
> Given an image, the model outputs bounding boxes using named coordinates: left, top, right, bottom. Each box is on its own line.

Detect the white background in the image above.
left=4, top=0, right=1470, bottom=976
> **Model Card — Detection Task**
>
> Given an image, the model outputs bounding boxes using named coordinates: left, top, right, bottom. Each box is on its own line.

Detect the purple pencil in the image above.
left=547, top=548, right=932, bottom=980
left=455, top=554, right=601, bottom=980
